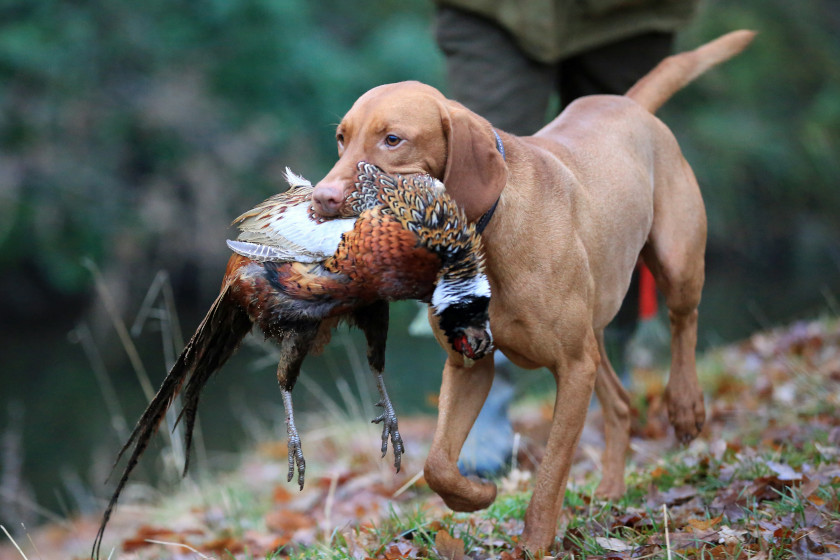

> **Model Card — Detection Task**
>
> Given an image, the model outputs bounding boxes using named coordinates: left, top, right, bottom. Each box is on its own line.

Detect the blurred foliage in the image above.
left=665, top=0, right=840, bottom=275
left=0, top=0, right=442, bottom=319
left=0, top=0, right=837, bottom=323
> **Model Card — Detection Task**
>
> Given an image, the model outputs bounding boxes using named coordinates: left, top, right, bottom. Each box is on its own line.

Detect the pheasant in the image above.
left=92, top=162, right=493, bottom=558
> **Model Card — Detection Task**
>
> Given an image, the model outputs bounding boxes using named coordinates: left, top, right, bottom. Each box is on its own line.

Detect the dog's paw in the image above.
left=439, top=478, right=497, bottom=512
left=665, top=382, right=705, bottom=443
left=425, top=451, right=497, bottom=511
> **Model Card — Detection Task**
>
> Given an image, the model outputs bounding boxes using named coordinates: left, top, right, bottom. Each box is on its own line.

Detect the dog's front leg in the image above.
left=521, top=330, right=600, bottom=555
left=424, top=354, right=497, bottom=511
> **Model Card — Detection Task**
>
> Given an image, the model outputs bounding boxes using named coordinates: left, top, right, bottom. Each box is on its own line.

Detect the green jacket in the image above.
left=434, top=0, right=700, bottom=63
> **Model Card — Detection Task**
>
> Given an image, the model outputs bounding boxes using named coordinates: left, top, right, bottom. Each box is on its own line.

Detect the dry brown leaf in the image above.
left=202, top=536, right=244, bottom=554
left=809, top=494, right=826, bottom=506
left=273, top=484, right=293, bottom=503
left=650, top=466, right=669, bottom=479
left=800, top=475, right=821, bottom=498
left=380, top=539, right=425, bottom=559
left=748, top=475, right=797, bottom=501
left=500, top=546, right=527, bottom=560
left=120, top=525, right=201, bottom=552
left=687, top=514, right=724, bottom=531
left=265, top=508, right=315, bottom=533
left=666, top=485, right=700, bottom=504
left=428, top=519, right=446, bottom=532
left=243, top=530, right=288, bottom=555
left=435, top=529, right=466, bottom=560
left=596, top=536, right=630, bottom=552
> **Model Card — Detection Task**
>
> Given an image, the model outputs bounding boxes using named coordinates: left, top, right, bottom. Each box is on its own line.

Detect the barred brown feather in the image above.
left=92, top=161, right=491, bottom=559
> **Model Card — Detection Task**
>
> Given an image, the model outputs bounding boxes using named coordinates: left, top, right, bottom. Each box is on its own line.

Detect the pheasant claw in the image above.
left=286, top=429, right=306, bottom=490
left=281, top=389, right=306, bottom=490
left=371, top=410, right=404, bottom=472
left=371, top=375, right=404, bottom=472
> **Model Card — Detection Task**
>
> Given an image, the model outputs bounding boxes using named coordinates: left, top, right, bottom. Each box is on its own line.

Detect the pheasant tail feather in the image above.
left=92, top=284, right=251, bottom=559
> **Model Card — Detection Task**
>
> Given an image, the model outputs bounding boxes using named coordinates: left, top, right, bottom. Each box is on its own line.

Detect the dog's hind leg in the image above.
left=593, top=329, right=631, bottom=499
left=643, top=158, right=707, bottom=443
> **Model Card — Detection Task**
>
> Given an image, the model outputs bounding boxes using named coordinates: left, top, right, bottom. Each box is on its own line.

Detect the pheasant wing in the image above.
left=232, top=168, right=357, bottom=262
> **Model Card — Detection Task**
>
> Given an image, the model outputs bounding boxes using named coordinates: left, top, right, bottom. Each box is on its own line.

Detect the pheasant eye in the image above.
left=384, top=134, right=401, bottom=147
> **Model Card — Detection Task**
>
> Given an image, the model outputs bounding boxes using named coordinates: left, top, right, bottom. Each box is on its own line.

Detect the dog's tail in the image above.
left=626, top=30, right=756, bottom=114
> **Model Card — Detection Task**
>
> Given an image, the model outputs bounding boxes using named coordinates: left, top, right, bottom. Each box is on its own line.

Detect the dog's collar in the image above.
left=475, top=130, right=505, bottom=234
left=493, top=128, right=506, bottom=161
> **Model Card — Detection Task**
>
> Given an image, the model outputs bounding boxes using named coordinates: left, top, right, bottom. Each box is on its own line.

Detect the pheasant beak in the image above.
left=452, top=325, right=493, bottom=364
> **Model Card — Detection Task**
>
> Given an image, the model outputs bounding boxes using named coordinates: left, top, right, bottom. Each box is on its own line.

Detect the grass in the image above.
left=2, top=275, right=839, bottom=558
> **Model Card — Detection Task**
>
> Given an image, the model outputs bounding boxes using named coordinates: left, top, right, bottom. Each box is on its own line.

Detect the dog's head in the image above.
left=311, top=81, right=507, bottom=222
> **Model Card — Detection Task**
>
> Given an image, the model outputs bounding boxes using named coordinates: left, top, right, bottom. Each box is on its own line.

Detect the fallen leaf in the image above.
left=500, top=548, right=527, bottom=560
left=765, top=460, right=802, bottom=481
left=650, top=466, right=669, bottom=479
left=273, top=485, right=293, bottom=503
left=648, top=529, right=717, bottom=550
left=120, top=525, right=202, bottom=552
left=717, top=526, right=746, bottom=544
left=803, top=503, right=826, bottom=527
left=815, top=443, right=840, bottom=460
left=687, top=514, right=724, bottom=531
left=793, top=531, right=828, bottom=556
left=203, top=536, right=243, bottom=554
left=800, top=475, right=821, bottom=498
left=428, top=520, right=446, bottom=532
left=383, top=540, right=423, bottom=559
left=265, top=509, right=315, bottom=533
left=809, top=494, right=826, bottom=507
left=749, top=475, right=797, bottom=501
left=650, top=485, right=698, bottom=507
left=612, top=511, right=648, bottom=530
left=243, top=530, right=287, bottom=555
left=596, top=536, right=630, bottom=552
left=435, top=530, right=465, bottom=560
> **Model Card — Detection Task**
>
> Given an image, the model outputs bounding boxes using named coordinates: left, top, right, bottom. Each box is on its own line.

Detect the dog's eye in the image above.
left=384, top=134, right=401, bottom=147
left=336, top=133, right=345, bottom=148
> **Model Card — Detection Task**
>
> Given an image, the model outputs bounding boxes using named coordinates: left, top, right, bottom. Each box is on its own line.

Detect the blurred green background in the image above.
left=0, top=0, right=838, bottom=526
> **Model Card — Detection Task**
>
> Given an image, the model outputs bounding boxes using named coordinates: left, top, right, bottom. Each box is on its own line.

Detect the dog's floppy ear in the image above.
left=440, top=100, right=508, bottom=223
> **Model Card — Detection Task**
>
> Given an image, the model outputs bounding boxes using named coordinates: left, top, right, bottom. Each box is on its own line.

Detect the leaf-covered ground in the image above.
left=3, top=317, right=840, bottom=559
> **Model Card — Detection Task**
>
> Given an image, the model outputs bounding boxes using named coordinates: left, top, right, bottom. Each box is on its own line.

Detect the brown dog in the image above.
left=312, top=31, right=754, bottom=553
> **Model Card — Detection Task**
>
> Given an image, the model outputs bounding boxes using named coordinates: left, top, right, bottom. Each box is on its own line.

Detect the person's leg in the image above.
left=435, top=6, right=555, bottom=135
left=558, top=31, right=674, bottom=101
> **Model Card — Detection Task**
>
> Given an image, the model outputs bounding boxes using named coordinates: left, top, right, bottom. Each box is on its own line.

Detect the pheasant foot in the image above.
left=372, top=372, right=404, bottom=472
left=281, top=389, right=306, bottom=489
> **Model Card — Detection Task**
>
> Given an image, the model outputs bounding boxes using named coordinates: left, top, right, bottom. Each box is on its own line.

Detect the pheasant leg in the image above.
left=275, top=327, right=318, bottom=490
left=372, top=371, right=404, bottom=471
left=354, top=301, right=404, bottom=472
left=281, top=387, right=305, bottom=490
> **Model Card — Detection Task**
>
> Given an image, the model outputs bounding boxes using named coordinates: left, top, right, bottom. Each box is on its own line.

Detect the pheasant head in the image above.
left=433, top=274, right=493, bottom=363
left=355, top=161, right=494, bottom=363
